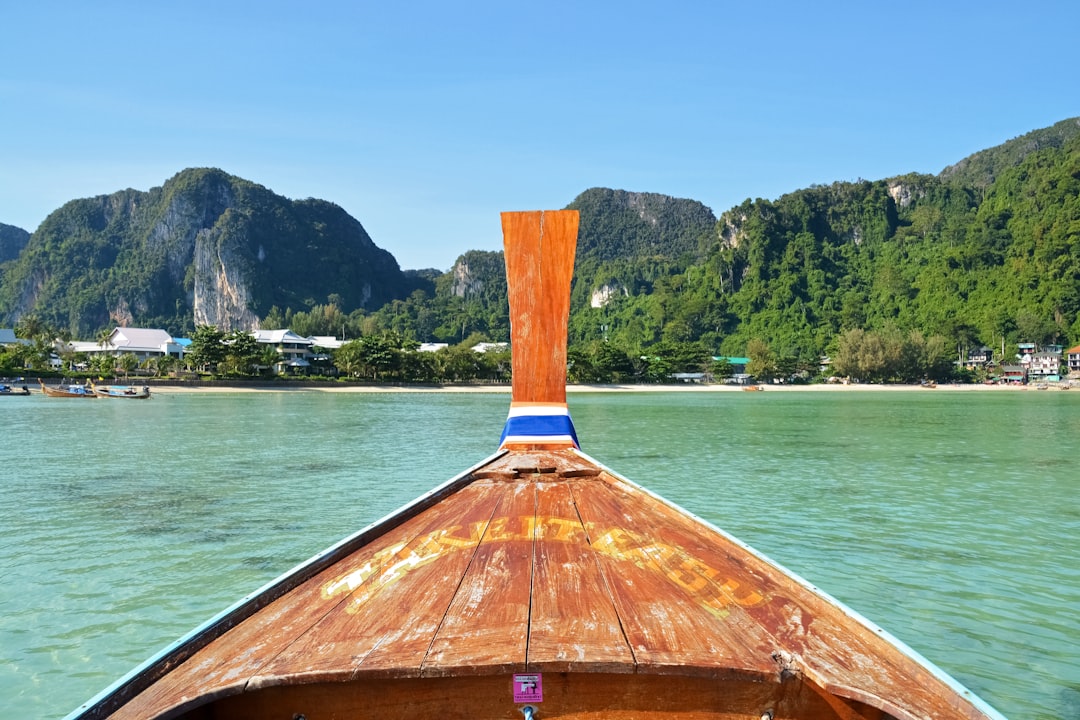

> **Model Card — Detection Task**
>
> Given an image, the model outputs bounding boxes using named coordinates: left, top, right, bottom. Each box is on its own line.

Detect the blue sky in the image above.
left=2, top=1, right=1077, bottom=270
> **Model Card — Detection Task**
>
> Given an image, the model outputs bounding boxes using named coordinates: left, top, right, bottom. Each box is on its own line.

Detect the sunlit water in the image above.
left=1, top=389, right=1077, bottom=719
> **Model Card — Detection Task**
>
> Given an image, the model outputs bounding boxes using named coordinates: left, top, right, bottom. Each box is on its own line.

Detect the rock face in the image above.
left=887, top=181, right=923, bottom=209
left=0, top=168, right=407, bottom=336
left=590, top=282, right=627, bottom=308
left=191, top=221, right=262, bottom=331
left=447, top=250, right=506, bottom=301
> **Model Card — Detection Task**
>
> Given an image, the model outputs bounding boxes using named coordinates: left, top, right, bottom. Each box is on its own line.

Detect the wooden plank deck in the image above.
left=100, top=449, right=995, bottom=720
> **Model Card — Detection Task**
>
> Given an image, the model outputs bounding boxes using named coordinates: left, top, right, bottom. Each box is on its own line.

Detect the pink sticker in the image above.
left=513, top=673, right=543, bottom=703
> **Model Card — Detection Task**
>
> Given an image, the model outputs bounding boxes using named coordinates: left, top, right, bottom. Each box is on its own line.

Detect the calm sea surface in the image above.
left=2, top=389, right=1077, bottom=719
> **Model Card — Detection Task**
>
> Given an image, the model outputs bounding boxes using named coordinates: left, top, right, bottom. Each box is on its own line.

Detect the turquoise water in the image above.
left=1, top=389, right=1077, bottom=719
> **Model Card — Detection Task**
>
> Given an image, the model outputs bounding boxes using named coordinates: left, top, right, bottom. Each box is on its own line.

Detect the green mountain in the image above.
left=567, top=118, right=1080, bottom=362
left=362, top=191, right=719, bottom=345
left=0, top=168, right=410, bottom=337
left=567, top=188, right=716, bottom=264
left=384, top=118, right=1080, bottom=371
left=941, top=116, right=1080, bottom=189
left=4, top=116, right=1078, bottom=379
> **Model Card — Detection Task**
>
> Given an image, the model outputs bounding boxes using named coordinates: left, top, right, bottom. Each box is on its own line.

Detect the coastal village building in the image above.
left=252, top=329, right=313, bottom=372
left=1019, top=349, right=1063, bottom=381
left=1065, top=344, right=1080, bottom=376
left=66, top=328, right=185, bottom=362
left=0, top=328, right=18, bottom=346
left=471, top=342, right=509, bottom=353
left=1023, top=352, right=1061, bottom=381
left=308, top=336, right=345, bottom=351
left=1001, top=365, right=1027, bottom=384
left=964, top=346, right=995, bottom=370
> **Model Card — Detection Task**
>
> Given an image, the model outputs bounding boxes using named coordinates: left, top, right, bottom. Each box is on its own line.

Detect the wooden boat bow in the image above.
left=67, top=211, right=1006, bottom=720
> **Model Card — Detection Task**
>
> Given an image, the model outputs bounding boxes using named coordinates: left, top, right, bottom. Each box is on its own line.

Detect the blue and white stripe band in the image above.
left=499, top=405, right=580, bottom=448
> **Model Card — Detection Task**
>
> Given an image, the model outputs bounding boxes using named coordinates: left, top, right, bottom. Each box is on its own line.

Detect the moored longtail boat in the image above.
left=67, top=210, right=1006, bottom=720
left=0, top=381, right=30, bottom=395
left=92, top=383, right=152, bottom=399
left=39, top=378, right=96, bottom=397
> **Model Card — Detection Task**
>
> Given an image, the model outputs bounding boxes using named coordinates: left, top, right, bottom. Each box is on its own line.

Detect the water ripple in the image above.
left=2, top=390, right=1076, bottom=719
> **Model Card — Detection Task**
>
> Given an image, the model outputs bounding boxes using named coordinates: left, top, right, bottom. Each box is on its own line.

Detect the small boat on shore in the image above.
left=38, top=378, right=96, bottom=398
left=92, top=383, right=151, bottom=399
left=66, top=210, right=1006, bottom=720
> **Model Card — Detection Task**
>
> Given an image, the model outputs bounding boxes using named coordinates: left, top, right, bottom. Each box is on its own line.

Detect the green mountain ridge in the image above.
left=3, top=117, right=1079, bottom=372
left=0, top=168, right=412, bottom=337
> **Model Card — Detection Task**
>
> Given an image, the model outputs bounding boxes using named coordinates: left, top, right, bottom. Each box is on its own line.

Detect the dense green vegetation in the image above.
left=361, top=121, right=1080, bottom=383
left=3, top=118, right=1079, bottom=384
left=0, top=168, right=413, bottom=338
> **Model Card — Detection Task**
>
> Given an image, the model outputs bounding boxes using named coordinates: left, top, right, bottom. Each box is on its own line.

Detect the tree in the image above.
left=15, top=315, right=48, bottom=340
left=88, top=352, right=114, bottom=376
left=710, top=357, right=734, bottom=381
left=223, top=330, right=260, bottom=375
left=438, top=346, right=483, bottom=382
left=259, top=345, right=281, bottom=375
left=117, top=353, right=139, bottom=381
left=185, top=325, right=227, bottom=372
left=96, top=328, right=114, bottom=353
left=357, top=333, right=404, bottom=380
left=746, top=338, right=777, bottom=381
left=333, top=340, right=366, bottom=378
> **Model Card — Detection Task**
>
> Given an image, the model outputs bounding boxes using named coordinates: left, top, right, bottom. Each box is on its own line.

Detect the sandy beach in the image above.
left=143, top=380, right=1068, bottom=394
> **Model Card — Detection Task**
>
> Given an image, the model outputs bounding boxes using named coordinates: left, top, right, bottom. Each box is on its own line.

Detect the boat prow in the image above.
left=66, top=210, right=1007, bottom=720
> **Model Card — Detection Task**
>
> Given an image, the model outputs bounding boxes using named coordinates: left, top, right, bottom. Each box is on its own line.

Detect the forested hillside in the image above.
left=3, top=118, right=1079, bottom=385
left=565, top=126, right=1079, bottom=365
left=278, top=191, right=720, bottom=346
left=348, top=118, right=1080, bottom=381
left=0, top=169, right=411, bottom=337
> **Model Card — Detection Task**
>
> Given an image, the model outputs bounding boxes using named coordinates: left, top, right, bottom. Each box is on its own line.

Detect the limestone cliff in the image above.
left=0, top=168, right=408, bottom=336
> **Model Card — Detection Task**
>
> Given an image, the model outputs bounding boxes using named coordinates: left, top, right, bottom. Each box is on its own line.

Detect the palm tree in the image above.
left=95, top=328, right=114, bottom=372
left=118, top=353, right=138, bottom=382
left=259, top=345, right=280, bottom=375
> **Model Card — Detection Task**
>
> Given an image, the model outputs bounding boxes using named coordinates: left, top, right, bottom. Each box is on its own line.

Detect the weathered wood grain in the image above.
left=501, top=210, right=577, bottom=407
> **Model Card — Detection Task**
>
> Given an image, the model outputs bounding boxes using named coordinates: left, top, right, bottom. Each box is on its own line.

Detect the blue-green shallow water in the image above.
left=1, top=390, right=1077, bottom=719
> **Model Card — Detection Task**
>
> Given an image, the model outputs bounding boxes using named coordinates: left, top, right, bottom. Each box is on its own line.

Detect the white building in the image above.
left=1021, top=351, right=1062, bottom=380
left=252, top=329, right=314, bottom=372
left=68, top=328, right=184, bottom=361
left=472, top=342, right=509, bottom=353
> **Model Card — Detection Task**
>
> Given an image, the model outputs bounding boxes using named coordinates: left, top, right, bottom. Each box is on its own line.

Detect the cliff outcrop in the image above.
left=0, top=168, right=408, bottom=336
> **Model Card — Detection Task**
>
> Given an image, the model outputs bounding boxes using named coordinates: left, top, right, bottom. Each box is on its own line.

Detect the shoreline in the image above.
left=140, top=381, right=1073, bottom=394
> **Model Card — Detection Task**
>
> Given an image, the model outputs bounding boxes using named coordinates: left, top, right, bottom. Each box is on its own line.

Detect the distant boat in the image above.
left=0, top=381, right=30, bottom=396
left=743, top=384, right=764, bottom=391
left=66, top=210, right=1007, bottom=720
left=92, top=383, right=151, bottom=399
left=38, top=378, right=96, bottom=398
